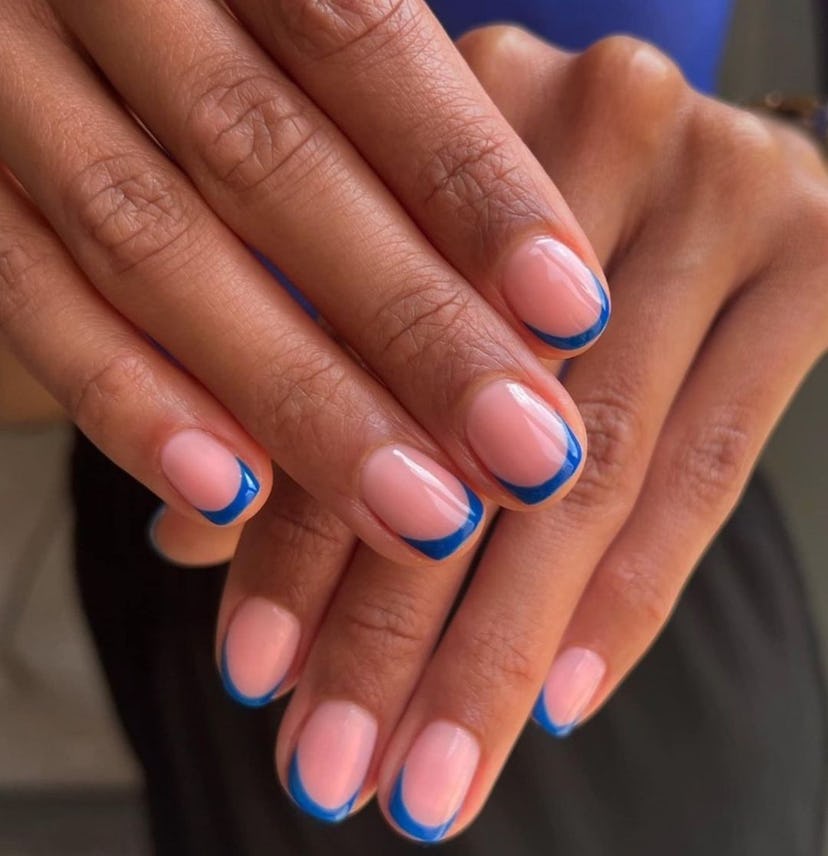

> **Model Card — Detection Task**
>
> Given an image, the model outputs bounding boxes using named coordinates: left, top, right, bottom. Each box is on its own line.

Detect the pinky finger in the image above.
left=0, top=169, right=272, bottom=528
left=534, top=279, right=827, bottom=736
left=148, top=505, right=243, bottom=567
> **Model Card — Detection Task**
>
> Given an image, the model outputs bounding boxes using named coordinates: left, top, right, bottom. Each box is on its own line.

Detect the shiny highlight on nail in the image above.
left=524, top=272, right=610, bottom=350
left=401, top=485, right=484, bottom=560
left=199, top=459, right=260, bottom=525
left=496, top=416, right=582, bottom=505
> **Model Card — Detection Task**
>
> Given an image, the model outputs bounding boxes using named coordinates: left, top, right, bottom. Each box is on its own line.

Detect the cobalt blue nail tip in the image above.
left=198, top=459, right=260, bottom=526
left=402, top=485, right=484, bottom=560
left=219, top=644, right=280, bottom=708
left=531, top=694, right=575, bottom=738
left=497, top=420, right=582, bottom=506
left=525, top=273, right=611, bottom=351
left=287, top=753, right=357, bottom=824
left=389, top=773, right=457, bottom=843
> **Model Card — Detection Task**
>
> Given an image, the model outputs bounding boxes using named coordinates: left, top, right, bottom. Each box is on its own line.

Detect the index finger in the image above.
left=225, top=0, right=610, bottom=356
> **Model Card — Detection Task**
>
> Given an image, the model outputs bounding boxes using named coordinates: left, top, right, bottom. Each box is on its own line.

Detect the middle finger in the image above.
left=51, top=0, right=588, bottom=511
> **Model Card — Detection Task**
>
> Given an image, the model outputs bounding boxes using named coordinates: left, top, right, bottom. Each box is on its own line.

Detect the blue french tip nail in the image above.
left=220, top=643, right=280, bottom=708
left=531, top=694, right=576, bottom=738
left=497, top=420, right=582, bottom=506
left=146, top=505, right=167, bottom=557
left=525, top=273, right=611, bottom=351
left=287, top=754, right=357, bottom=824
left=198, top=459, right=260, bottom=526
left=389, top=774, right=457, bottom=843
left=402, top=485, right=484, bottom=560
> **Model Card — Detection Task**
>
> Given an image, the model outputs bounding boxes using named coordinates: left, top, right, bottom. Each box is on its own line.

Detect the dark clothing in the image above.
left=72, top=435, right=827, bottom=856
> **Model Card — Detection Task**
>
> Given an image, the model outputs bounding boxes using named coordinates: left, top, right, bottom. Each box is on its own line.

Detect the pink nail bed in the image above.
left=389, top=721, right=480, bottom=842
left=361, top=445, right=483, bottom=560
left=288, top=701, right=377, bottom=823
left=466, top=380, right=581, bottom=505
left=221, top=597, right=300, bottom=707
left=533, top=647, right=607, bottom=737
left=503, top=237, right=609, bottom=350
left=160, top=429, right=259, bottom=525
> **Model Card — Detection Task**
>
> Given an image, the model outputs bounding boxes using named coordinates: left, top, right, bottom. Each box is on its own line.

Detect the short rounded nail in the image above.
left=221, top=597, right=300, bottom=707
left=361, top=445, right=483, bottom=560
left=288, top=701, right=377, bottom=824
left=146, top=505, right=167, bottom=557
left=160, top=429, right=259, bottom=525
left=533, top=647, right=606, bottom=737
left=503, top=237, right=609, bottom=350
left=466, top=380, right=582, bottom=505
left=388, top=721, right=479, bottom=843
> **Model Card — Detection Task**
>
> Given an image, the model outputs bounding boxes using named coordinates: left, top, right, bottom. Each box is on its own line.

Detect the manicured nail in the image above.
left=161, top=429, right=259, bottom=525
left=146, top=505, right=167, bottom=557
left=389, top=721, right=479, bottom=843
left=533, top=647, right=606, bottom=737
left=503, top=237, right=610, bottom=350
left=466, top=380, right=581, bottom=505
left=221, top=597, right=300, bottom=707
left=361, top=445, right=483, bottom=560
left=288, top=701, right=377, bottom=823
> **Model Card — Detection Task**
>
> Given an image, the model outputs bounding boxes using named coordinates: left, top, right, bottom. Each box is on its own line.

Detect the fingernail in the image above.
left=503, top=237, right=610, bottom=350
left=389, top=721, right=479, bottom=843
left=161, top=429, right=259, bottom=525
left=288, top=701, right=377, bottom=823
left=533, top=647, right=606, bottom=737
left=466, top=380, right=582, bottom=505
left=146, top=505, right=167, bottom=557
left=221, top=597, right=300, bottom=707
left=361, top=445, right=483, bottom=560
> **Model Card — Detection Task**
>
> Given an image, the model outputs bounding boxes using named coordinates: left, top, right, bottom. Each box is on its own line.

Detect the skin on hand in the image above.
left=199, top=27, right=828, bottom=843
left=0, top=0, right=619, bottom=569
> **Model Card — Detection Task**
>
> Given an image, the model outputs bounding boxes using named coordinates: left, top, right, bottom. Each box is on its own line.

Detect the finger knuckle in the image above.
left=339, top=584, right=430, bottom=671
left=260, top=498, right=351, bottom=564
left=67, top=154, right=195, bottom=275
left=372, top=276, right=478, bottom=370
left=456, top=24, right=537, bottom=80
left=272, top=0, right=413, bottom=61
left=668, top=406, right=754, bottom=515
left=573, top=35, right=688, bottom=154
left=71, top=350, right=157, bottom=437
left=253, top=340, right=353, bottom=449
left=0, top=235, right=52, bottom=329
left=418, top=124, right=534, bottom=234
left=686, top=103, right=782, bottom=199
left=603, top=554, right=675, bottom=630
left=564, top=390, right=646, bottom=518
left=460, top=615, right=541, bottom=700
left=186, top=68, right=333, bottom=199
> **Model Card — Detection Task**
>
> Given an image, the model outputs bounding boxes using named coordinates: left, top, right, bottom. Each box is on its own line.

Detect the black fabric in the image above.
left=71, top=433, right=827, bottom=856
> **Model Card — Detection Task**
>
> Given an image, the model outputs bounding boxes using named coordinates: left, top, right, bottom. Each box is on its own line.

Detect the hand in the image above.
left=191, top=28, right=827, bottom=840
left=0, top=0, right=613, bottom=566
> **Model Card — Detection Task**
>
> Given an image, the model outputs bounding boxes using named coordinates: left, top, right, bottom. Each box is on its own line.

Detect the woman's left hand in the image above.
left=155, top=27, right=828, bottom=841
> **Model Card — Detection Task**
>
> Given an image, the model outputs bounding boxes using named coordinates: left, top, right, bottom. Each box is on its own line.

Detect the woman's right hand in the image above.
left=0, top=0, right=610, bottom=564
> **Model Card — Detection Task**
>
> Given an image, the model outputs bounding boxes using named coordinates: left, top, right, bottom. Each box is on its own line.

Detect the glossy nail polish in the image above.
left=361, top=445, right=483, bottom=560
left=160, top=429, right=259, bottom=525
left=288, top=701, right=377, bottom=823
left=221, top=597, right=300, bottom=707
left=389, top=721, right=479, bottom=843
left=533, top=647, right=606, bottom=737
left=466, top=380, right=581, bottom=505
left=503, top=237, right=610, bottom=350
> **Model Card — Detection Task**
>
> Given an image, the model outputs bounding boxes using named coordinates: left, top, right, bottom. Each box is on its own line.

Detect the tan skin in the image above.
left=0, top=0, right=614, bottom=567
left=2, top=6, right=826, bottom=844
left=159, top=28, right=828, bottom=839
